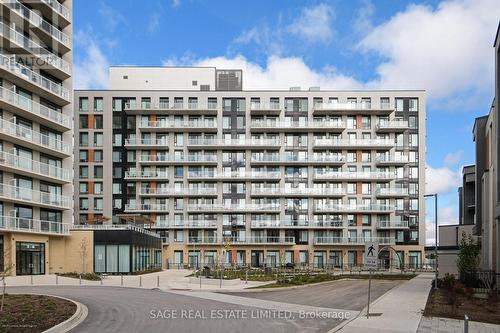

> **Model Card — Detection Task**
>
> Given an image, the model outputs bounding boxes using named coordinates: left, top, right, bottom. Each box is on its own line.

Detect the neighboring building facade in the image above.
left=437, top=224, right=475, bottom=278
left=74, top=66, right=426, bottom=269
left=458, top=165, right=476, bottom=225
left=0, top=0, right=73, bottom=275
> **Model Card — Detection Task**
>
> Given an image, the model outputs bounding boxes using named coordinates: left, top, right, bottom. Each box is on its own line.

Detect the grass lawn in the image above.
left=423, top=288, right=500, bottom=325
left=250, top=273, right=416, bottom=288
left=0, top=294, right=76, bottom=333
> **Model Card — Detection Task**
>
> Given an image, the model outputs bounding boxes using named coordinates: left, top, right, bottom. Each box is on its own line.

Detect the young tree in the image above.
left=79, top=237, right=88, bottom=273
left=456, top=231, right=480, bottom=281
left=0, top=245, right=13, bottom=312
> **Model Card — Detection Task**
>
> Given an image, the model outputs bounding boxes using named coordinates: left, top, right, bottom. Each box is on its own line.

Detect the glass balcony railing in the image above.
left=229, top=237, right=295, bottom=244
left=40, top=0, right=71, bottom=20
left=376, top=188, right=409, bottom=196
left=140, top=187, right=217, bottom=196
left=376, top=120, right=409, bottom=130
left=0, top=183, right=71, bottom=208
left=187, top=237, right=218, bottom=244
left=376, top=220, right=409, bottom=229
left=0, top=118, right=71, bottom=154
left=0, top=53, right=70, bottom=101
left=313, top=204, right=394, bottom=212
left=314, top=171, right=393, bottom=180
left=125, top=138, right=168, bottom=146
left=313, top=138, right=393, bottom=147
left=0, top=86, right=71, bottom=128
left=0, top=151, right=71, bottom=182
left=0, top=215, right=70, bottom=235
left=250, top=120, right=344, bottom=129
left=314, top=237, right=395, bottom=245
left=124, top=203, right=170, bottom=212
left=0, top=22, right=70, bottom=74
left=314, top=102, right=390, bottom=111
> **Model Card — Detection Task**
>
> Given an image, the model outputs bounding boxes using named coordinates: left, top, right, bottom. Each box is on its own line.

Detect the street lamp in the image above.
left=424, top=193, right=438, bottom=289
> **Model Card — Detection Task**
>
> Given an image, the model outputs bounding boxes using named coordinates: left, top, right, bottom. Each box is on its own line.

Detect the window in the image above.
left=113, top=167, right=122, bottom=178
left=113, top=199, right=122, bottom=209
left=113, top=134, right=122, bottom=146
left=94, top=150, right=103, bottom=162
left=94, top=133, right=103, bottom=147
left=79, top=97, right=88, bottom=112
left=94, top=166, right=103, bottom=178
left=79, top=166, right=89, bottom=178
left=79, top=150, right=88, bottom=162
left=396, top=98, right=404, bottom=112
left=94, top=97, right=104, bottom=112
left=113, top=116, right=122, bottom=129
left=112, top=183, right=122, bottom=194
left=94, top=198, right=103, bottom=211
left=94, top=115, right=103, bottom=129
left=79, top=198, right=89, bottom=210
left=79, top=133, right=89, bottom=147
left=79, top=115, right=88, bottom=128
left=79, top=182, right=88, bottom=194
left=94, top=182, right=103, bottom=195
left=409, top=98, right=418, bottom=112
left=113, top=151, right=122, bottom=162
left=174, top=166, right=183, bottom=178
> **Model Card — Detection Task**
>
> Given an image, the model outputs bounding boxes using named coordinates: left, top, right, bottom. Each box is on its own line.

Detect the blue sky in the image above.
left=73, top=0, right=500, bottom=244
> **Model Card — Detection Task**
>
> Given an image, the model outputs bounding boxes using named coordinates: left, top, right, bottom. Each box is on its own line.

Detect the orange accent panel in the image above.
left=88, top=181, right=94, bottom=194
left=88, top=149, right=94, bottom=162
left=357, top=213, right=362, bottom=226
left=150, top=182, right=157, bottom=190
left=357, top=251, right=363, bottom=267
left=356, top=115, right=362, bottom=128
left=356, top=182, right=362, bottom=194
left=356, top=150, right=362, bottom=162
left=231, top=250, right=237, bottom=265
left=150, top=115, right=156, bottom=122
left=294, top=250, right=300, bottom=264
left=88, top=114, right=94, bottom=129
left=88, top=213, right=94, bottom=225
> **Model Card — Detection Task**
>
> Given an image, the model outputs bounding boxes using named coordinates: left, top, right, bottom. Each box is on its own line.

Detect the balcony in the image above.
left=250, top=103, right=281, bottom=115
left=314, top=237, right=395, bottom=245
left=140, top=187, right=217, bottom=196
left=0, top=215, right=70, bottom=235
left=0, top=86, right=71, bottom=131
left=313, top=102, right=393, bottom=115
left=376, top=220, right=409, bottom=229
left=30, top=0, right=71, bottom=26
left=250, top=220, right=282, bottom=228
left=124, top=203, right=169, bottom=213
left=375, top=155, right=409, bottom=165
left=139, top=120, right=217, bottom=132
left=124, top=170, right=168, bottom=180
left=0, top=183, right=71, bottom=209
left=375, top=120, right=409, bottom=132
left=229, top=237, right=295, bottom=245
left=376, top=188, right=409, bottom=197
left=0, top=118, right=71, bottom=158
left=124, top=101, right=218, bottom=115
left=250, top=187, right=345, bottom=197
left=0, top=21, right=70, bottom=78
left=124, top=138, right=168, bottom=149
left=0, top=53, right=70, bottom=104
left=138, top=154, right=217, bottom=164
left=251, top=154, right=345, bottom=165
left=187, top=171, right=281, bottom=181
left=310, top=220, right=345, bottom=228
left=313, top=138, right=394, bottom=149
left=0, top=151, right=71, bottom=183
left=187, top=138, right=281, bottom=149
left=2, top=0, right=71, bottom=51
left=313, top=171, right=394, bottom=181
left=313, top=204, right=394, bottom=213
left=187, top=237, right=219, bottom=245
left=250, top=120, right=345, bottom=132
left=187, top=203, right=280, bottom=213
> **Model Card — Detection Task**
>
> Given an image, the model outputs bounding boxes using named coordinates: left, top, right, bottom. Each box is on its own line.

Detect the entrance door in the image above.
left=16, top=242, right=45, bottom=275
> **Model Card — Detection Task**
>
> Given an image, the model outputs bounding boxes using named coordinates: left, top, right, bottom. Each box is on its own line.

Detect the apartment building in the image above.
left=458, top=165, right=476, bottom=225
left=0, top=0, right=73, bottom=275
left=75, top=66, right=426, bottom=270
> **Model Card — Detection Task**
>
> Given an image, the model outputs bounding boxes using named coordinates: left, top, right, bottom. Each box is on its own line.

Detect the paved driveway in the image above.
left=7, top=286, right=343, bottom=333
left=225, top=279, right=402, bottom=310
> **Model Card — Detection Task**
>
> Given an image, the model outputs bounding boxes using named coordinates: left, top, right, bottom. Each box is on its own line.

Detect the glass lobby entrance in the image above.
left=16, top=242, right=45, bottom=275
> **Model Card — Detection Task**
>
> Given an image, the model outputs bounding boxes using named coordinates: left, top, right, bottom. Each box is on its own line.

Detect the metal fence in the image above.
left=461, top=270, right=499, bottom=293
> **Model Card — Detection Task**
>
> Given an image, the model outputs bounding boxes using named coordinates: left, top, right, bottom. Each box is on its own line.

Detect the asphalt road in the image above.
left=7, top=286, right=343, bottom=333
left=225, top=279, right=402, bottom=310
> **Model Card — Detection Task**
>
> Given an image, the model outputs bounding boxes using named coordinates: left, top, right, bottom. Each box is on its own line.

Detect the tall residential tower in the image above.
left=0, top=0, right=73, bottom=276
left=75, top=66, right=425, bottom=271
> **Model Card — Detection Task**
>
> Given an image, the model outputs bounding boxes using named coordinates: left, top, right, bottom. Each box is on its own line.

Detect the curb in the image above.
left=8, top=293, right=88, bottom=333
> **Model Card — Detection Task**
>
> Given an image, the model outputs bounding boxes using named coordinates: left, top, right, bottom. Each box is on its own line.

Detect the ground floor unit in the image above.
left=162, top=244, right=425, bottom=270
left=0, top=226, right=162, bottom=276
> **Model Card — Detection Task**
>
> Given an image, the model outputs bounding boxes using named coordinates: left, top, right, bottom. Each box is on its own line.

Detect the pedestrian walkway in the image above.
left=2, top=269, right=270, bottom=291
left=334, top=273, right=434, bottom=333
left=417, top=316, right=500, bottom=333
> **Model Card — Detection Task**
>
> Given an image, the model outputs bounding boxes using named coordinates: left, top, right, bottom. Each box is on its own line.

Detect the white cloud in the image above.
left=172, top=0, right=181, bottom=8
left=444, top=150, right=464, bottom=167
left=426, top=206, right=459, bottom=245
left=353, top=0, right=375, bottom=34
left=425, top=164, right=461, bottom=194
left=288, top=3, right=335, bottom=43
left=163, top=54, right=363, bottom=90
left=148, top=13, right=161, bottom=34
left=98, top=3, right=127, bottom=31
left=359, top=0, right=500, bottom=100
left=73, top=31, right=110, bottom=90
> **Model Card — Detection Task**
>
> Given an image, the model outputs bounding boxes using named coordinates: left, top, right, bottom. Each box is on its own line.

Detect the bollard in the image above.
left=121, top=275, right=123, bottom=286
left=245, top=268, right=248, bottom=284
left=56, top=275, right=58, bottom=285
left=139, top=276, right=142, bottom=287
left=464, top=315, right=469, bottom=333
left=30, top=275, right=33, bottom=285
left=100, top=275, right=103, bottom=286
left=157, top=275, right=160, bottom=288
left=79, top=274, right=82, bottom=285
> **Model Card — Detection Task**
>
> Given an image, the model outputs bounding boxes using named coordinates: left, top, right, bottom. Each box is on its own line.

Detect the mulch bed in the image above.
left=0, top=294, right=76, bottom=333
left=423, top=288, right=500, bottom=325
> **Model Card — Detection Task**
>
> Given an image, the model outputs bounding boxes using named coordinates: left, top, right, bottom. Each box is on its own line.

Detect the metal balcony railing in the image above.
left=124, top=170, right=168, bottom=179
left=314, top=237, right=395, bottom=245
left=0, top=183, right=71, bottom=208
left=0, top=215, right=70, bottom=235
left=0, top=151, right=71, bottom=182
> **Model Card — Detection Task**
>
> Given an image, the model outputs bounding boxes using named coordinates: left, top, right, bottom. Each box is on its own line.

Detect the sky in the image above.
left=73, top=0, right=500, bottom=244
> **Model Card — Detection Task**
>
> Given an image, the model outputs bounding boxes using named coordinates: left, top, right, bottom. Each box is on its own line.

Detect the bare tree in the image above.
left=0, top=245, right=13, bottom=312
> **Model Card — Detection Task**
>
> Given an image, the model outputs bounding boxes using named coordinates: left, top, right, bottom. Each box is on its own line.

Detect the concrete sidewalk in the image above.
left=334, top=273, right=434, bottom=333
left=417, top=316, right=500, bottom=333
left=2, top=269, right=270, bottom=291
